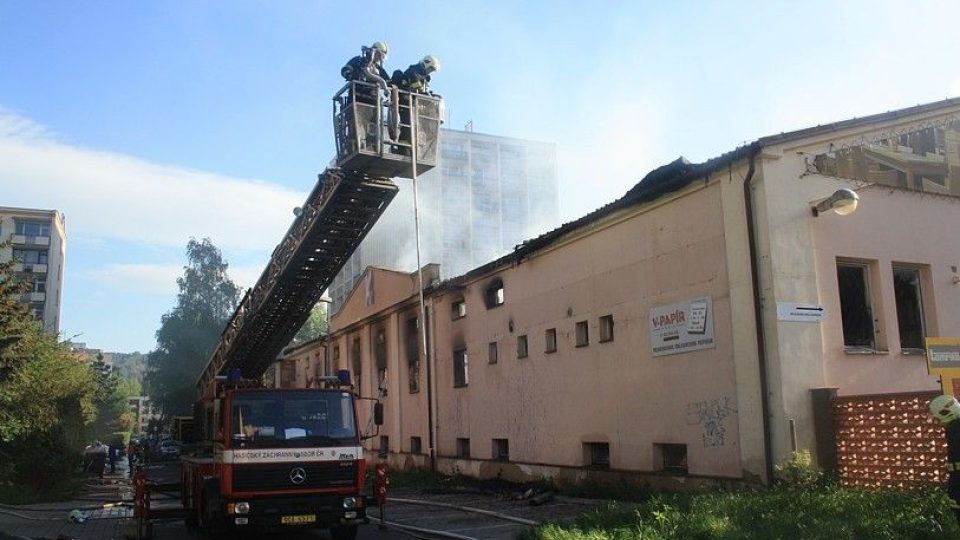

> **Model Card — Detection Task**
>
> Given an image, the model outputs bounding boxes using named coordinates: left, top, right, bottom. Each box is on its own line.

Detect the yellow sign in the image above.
left=925, top=337, right=960, bottom=395
left=281, top=514, right=317, bottom=525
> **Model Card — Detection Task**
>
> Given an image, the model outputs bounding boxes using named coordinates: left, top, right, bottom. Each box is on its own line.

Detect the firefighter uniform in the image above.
left=930, top=394, right=960, bottom=524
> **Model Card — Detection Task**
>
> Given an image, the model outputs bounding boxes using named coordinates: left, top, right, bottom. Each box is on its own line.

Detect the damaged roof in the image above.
left=435, top=96, right=960, bottom=291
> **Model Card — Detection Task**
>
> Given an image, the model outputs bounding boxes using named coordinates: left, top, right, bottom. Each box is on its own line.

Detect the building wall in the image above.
left=331, top=181, right=744, bottom=480
left=738, top=103, right=960, bottom=467
left=0, top=207, right=66, bottom=334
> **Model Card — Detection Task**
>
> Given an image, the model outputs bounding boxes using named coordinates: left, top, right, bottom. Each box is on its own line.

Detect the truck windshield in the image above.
left=230, top=391, right=357, bottom=448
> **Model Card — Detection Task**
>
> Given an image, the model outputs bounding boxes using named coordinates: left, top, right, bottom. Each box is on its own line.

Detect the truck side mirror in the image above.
left=374, top=403, right=384, bottom=426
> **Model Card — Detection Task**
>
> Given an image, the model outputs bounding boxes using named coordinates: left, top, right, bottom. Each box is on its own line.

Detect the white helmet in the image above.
left=421, top=55, right=441, bottom=73
left=372, top=41, right=389, bottom=56
left=930, top=394, right=960, bottom=424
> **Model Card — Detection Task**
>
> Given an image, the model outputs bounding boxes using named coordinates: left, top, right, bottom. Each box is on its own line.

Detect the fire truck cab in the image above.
left=181, top=374, right=381, bottom=538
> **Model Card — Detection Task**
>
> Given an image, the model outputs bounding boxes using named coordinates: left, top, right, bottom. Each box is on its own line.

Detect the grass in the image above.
left=520, top=485, right=959, bottom=540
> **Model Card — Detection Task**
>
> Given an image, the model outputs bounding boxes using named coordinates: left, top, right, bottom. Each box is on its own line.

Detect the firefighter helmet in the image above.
left=421, top=55, right=441, bottom=73
left=930, top=394, right=960, bottom=424
left=372, top=41, right=389, bottom=56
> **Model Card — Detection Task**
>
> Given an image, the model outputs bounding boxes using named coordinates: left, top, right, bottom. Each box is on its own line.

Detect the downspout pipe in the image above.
left=741, top=144, right=775, bottom=484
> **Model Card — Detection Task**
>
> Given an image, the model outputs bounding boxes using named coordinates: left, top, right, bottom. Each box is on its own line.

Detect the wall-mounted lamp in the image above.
left=812, top=188, right=859, bottom=217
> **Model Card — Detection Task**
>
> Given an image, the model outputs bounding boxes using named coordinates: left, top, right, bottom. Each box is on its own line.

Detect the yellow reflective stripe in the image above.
left=948, top=462, right=960, bottom=471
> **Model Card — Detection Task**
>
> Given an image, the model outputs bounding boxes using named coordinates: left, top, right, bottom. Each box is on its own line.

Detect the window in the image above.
left=406, top=317, right=420, bottom=393
left=583, top=442, right=609, bottom=469
left=484, top=278, right=505, bottom=308
left=351, top=337, right=362, bottom=389
left=837, top=263, right=875, bottom=349
left=599, top=315, right=614, bottom=342
left=453, top=348, right=469, bottom=388
left=655, top=443, right=688, bottom=475
left=14, top=220, right=50, bottom=237
left=488, top=341, right=498, bottom=364
left=452, top=299, right=466, bottom=320
left=456, top=438, right=471, bottom=458
left=575, top=321, right=589, bottom=347
left=12, top=249, right=48, bottom=265
left=517, top=335, right=528, bottom=359
left=332, top=345, right=340, bottom=372
left=893, top=266, right=926, bottom=350
left=31, top=278, right=45, bottom=294
left=410, top=436, right=422, bottom=454
left=545, top=328, right=557, bottom=353
left=492, top=439, right=509, bottom=461
left=374, top=327, right=387, bottom=371
left=379, top=436, right=390, bottom=456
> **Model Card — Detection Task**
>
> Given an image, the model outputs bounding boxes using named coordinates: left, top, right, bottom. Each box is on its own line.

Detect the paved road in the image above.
left=0, top=461, right=594, bottom=540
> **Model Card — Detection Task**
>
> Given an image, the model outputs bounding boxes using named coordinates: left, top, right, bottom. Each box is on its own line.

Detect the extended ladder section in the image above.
left=197, top=168, right=398, bottom=393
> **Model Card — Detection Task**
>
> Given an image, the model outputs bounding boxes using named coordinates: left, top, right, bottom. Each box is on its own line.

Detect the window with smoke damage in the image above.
left=451, top=298, right=466, bottom=320
left=583, top=442, right=609, bottom=469
left=492, top=438, right=509, bottom=461
left=484, top=278, right=505, bottom=309
left=453, top=348, right=469, bottom=388
left=456, top=438, right=471, bottom=458
left=488, top=341, right=498, bottom=364
left=410, top=436, right=422, bottom=454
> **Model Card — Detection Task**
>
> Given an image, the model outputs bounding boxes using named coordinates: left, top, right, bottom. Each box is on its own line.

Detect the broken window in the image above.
left=456, top=438, right=471, bottom=458
left=893, top=266, right=926, bottom=350
left=810, top=121, right=960, bottom=196
left=517, top=335, right=528, bottom=359
left=492, top=439, right=509, bottom=461
left=453, top=348, right=469, bottom=388
left=488, top=341, right=498, bottom=364
left=575, top=321, right=589, bottom=347
left=599, top=315, right=614, bottom=342
left=484, top=278, right=505, bottom=309
left=837, top=263, right=875, bottom=349
left=655, top=443, right=688, bottom=475
left=583, top=442, right=609, bottom=469
left=451, top=299, right=466, bottom=320
left=545, top=328, right=557, bottom=353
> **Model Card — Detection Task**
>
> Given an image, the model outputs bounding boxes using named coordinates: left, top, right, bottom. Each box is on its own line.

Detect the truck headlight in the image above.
left=235, top=502, right=250, bottom=514
left=342, top=497, right=357, bottom=510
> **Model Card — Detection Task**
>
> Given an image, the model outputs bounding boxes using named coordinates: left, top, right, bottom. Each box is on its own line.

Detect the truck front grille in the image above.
left=232, top=461, right=356, bottom=492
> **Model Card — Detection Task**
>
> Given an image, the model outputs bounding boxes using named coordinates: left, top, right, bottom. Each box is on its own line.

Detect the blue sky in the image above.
left=1, top=1, right=958, bottom=353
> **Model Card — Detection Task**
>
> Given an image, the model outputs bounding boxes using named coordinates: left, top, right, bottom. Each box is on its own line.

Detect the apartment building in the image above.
left=325, top=98, right=960, bottom=487
left=328, top=128, right=558, bottom=312
left=128, top=396, right=162, bottom=436
left=0, top=207, right=66, bottom=334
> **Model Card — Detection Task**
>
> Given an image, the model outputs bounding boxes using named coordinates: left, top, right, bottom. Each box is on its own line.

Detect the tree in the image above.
left=0, top=245, right=96, bottom=495
left=291, top=301, right=329, bottom=345
left=144, top=238, right=240, bottom=417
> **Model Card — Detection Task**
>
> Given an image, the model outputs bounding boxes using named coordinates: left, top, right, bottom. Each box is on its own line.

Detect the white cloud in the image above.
left=0, top=108, right=303, bottom=253
left=84, top=262, right=266, bottom=296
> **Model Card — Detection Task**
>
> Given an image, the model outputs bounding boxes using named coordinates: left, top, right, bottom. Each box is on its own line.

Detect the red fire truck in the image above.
left=149, top=82, right=442, bottom=538
left=180, top=375, right=382, bottom=539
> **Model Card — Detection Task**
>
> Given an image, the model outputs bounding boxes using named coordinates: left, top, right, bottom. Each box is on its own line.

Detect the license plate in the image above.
left=281, top=514, right=317, bottom=525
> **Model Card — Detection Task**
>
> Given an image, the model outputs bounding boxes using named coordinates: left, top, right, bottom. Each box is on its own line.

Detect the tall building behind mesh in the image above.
left=328, top=128, right=559, bottom=312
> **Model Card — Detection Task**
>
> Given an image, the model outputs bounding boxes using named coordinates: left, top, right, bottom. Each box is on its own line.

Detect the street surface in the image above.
left=0, top=460, right=595, bottom=540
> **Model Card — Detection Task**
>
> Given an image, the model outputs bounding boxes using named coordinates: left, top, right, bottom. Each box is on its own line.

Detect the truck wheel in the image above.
left=330, top=524, right=358, bottom=540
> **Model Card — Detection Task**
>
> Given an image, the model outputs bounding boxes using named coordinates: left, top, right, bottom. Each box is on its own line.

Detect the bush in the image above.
left=774, top=450, right=823, bottom=488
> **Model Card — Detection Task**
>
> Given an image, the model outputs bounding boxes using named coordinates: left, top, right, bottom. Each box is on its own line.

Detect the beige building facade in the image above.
left=320, top=98, right=960, bottom=486
left=0, top=206, right=66, bottom=334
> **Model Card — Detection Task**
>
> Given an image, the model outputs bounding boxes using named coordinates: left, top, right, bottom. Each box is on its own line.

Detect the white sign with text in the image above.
left=776, top=302, right=825, bottom=322
left=650, top=296, right=715, bottom=357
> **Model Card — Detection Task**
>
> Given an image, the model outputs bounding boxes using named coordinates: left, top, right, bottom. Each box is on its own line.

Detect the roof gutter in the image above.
left=741, top=144, right=775, bottom=484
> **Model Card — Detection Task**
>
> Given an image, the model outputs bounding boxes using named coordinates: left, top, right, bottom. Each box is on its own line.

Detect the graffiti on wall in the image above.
left=686, top=397, right=737, bottom=447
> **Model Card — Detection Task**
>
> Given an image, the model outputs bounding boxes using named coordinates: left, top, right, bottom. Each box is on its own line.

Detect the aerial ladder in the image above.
left=132, top=79, right=442, bottom=540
